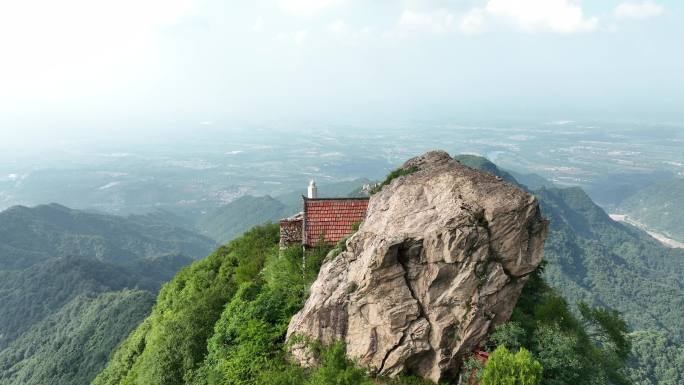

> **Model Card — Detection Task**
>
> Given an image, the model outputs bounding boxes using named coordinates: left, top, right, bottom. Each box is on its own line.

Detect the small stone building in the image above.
left=279, top=180, right=369, bottom=248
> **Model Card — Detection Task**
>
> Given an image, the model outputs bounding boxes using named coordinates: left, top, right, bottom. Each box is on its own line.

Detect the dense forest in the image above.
left=0, top=205, right=217, bottom=385
left=0, top=203, right=215, bottom=270
left=93, top=156, right=664, bottom=385
left=2, top=159, right=683, bottom=385
left=456, top=156, right=684, bottom=385
left=196, top=196, right=289, bottom=244
left=93, top=222, right=633, bottom=385
left=0, top=290, right=154, bottom=385
left=618, top=177, right=684, bottom=243
left=538, top=186, right=684, bottom=337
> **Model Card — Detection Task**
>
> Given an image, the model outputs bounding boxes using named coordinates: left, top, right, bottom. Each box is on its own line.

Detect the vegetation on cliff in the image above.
left=94, top=220, right=632, bottom=385
left=0, top=203, right=215, bottom=270
left=456, top=155, right=684, bottom=385
left=0, top=290, right=154, bottom=385
left=487, top=265, right=632, bottom=385
left=369, top=166, right=418, bottom=194
left=0, top=204, right=217, bottom=385
left=618, top=177, right=684, bottom=243
left=92, top=224, right=430, bottom=385
left=196, top=196, right=289, bottom=245
left=479, top=346, right=543, bottom=385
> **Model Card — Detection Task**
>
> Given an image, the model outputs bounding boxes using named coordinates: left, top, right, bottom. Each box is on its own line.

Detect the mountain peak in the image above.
left=287, top=151, right=548, bottom=382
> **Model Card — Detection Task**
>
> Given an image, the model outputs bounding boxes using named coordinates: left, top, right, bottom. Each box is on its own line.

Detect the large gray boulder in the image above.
left=286, top=150, right=548, bottom=383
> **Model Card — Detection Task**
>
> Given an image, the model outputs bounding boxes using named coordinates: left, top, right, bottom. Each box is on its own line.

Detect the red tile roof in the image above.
left=303, top=197, right=369, bottom=247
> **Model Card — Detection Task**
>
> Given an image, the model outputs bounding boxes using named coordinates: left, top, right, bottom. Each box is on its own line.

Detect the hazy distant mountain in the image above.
left=507, top=170, right=555, bottom=190
left=537, top=186, right=684, bottom=335
left=275, top=178, right=372, bottom=213
left=195, top=179, right=372, bottom=246
left=196, top=195, right=289, bottom=245
left=582, top=170, right=674, bottom=209
left=618, top=177, right=684, bottom=243
left=458, top=155, right=684, bottom=385
left=0, top=289, right=154, bottom=385
left=4, top=162, right=682, bottom=385
left=0, top=203, right=215, bottom=270
left=458, top=155, right=684, bottom=335
left=454, top=154, right=519, bottom=185
left=0, top=204, right=217, bottom=385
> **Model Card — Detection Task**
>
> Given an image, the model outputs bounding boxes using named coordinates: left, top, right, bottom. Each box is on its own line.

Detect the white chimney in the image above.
left=307, top=180, right=317, bottom=199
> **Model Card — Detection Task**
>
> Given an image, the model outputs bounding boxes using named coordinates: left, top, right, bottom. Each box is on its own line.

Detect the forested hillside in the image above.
left=538, top=187, right=684, bottom=336
left=457, top=155, right=684, bottom=385
left=0, top=204, right=217, bottom=385
left=0, top=256, right=192, bottom=351
left=0, top=290, right=154, bottom=385
left=196, top=195, right=289, bottom=244
left=102, top=157, right=679, bottom=385
left=618, top=178, right=684, bottom=243
left=4, top=160, right=682, bottom=385
left=92, top=226, right=631, bottom=385
left=0, top=203, right=215, bottom=270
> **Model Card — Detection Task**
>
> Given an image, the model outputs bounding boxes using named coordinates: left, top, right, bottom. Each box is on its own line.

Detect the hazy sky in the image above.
left=0, top=0, right=682, bottom=140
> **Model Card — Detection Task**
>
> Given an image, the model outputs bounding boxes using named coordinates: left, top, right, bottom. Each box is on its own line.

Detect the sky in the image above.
left=0, top=0, right=682, bottom=141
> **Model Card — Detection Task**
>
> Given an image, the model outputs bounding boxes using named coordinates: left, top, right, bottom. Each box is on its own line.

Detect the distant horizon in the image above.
left=2, top=116, right=683, bottom=154
left=1, top=0, right=683, bottom=138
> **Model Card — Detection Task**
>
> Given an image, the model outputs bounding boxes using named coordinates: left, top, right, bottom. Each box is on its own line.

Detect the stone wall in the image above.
left=279, top=215, right=303, bottom=248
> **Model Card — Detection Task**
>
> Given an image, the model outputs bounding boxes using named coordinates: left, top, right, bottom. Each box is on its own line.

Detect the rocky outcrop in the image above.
left=286, top=150, right=548, bottom=383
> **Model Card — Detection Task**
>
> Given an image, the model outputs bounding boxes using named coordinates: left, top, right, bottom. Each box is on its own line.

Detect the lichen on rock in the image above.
left=286, top=150, right=548, bottom=383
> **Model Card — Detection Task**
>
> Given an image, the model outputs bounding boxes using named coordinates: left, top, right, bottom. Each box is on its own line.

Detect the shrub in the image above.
left=480, top=346, right=543, bottom=385
left=370, top=166, right=419, bottom=195
left=305, top=342, right=375, bottom=385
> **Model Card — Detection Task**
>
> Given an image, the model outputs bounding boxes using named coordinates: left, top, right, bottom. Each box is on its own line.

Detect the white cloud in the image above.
left=275, top=29, right=310, bottom=45
left=396, top=9, right=456, bottom=36
left=393, top=0, right=599, bottom=37
left=0, top=0, right=197, bottom=103
left=329, top=19, right=349, bottom=36
left=459, top=9, right=485, bottom=35
left=294, top=29, right=309, bottom=45
left=328, top=20, right=374, bottom=44
left=276, top=0, right=348, bottom=16
left=614, top=2, right=664, bottom=19
left=252, top=17, right=264, bottom=32
left=485, top=0, right=598, bottom=33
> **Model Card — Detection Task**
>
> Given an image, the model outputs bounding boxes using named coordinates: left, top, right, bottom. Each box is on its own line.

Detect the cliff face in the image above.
left=286, top=151, right=548, bottom=382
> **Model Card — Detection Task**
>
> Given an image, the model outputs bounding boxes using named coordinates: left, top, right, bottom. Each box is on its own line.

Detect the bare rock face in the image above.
left=286, top=151, right=548, bottom=383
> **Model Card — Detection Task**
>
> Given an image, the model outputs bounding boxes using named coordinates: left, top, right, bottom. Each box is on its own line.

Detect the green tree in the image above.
left=480, top=346, right=543, bottom=385
left=491, top=264, right=634, bottom=385
left=91, top=224, right=280, bottom=385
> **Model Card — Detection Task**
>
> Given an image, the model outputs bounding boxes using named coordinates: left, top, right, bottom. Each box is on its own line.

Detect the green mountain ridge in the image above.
left=457, top=155, right=684, bottom=331
left=0, top=204, right=218, bottom=385
left=274, top=178, right=372, bottom=213
left=196, top=196, right=289, bottom=245
left=91, top=187, right=635, bottom=385
left=94, top=155, right=681, bottom=385
left=195, top=179, right=372, bottom=246
left=456, top=155, right=684, bottom=385
left=0, top=203, right=216, bottom=270
left=0, top=290, right=155, bottom=385
left=3, top=157, right=683, bottom=385
left=618, top=178, right=684, bottom=243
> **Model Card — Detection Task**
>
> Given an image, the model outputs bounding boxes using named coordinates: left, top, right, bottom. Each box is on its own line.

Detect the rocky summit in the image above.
left=286, top=150, right=548, bottom=383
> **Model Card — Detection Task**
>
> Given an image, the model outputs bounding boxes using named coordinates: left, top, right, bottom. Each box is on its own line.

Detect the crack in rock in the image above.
left=379, top=240, right=430, bottom=374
